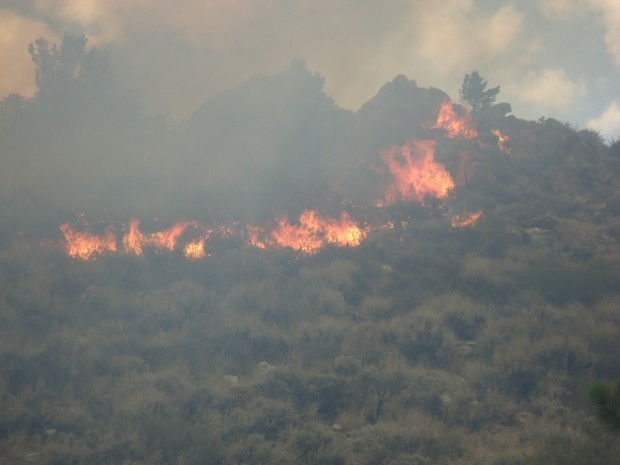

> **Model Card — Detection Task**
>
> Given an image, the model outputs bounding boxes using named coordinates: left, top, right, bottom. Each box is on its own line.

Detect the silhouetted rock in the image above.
left=476, top=102, right=512, bottom=132
left=355, top=75, right=449, bottom=150
left=183, top=59, right=355, bottom=220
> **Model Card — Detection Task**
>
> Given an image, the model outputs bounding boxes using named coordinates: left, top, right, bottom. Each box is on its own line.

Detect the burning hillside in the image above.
left=2, top=65, right=616, bottom=265
left=2, top=56, right=619, bottom=465
left=55, top=95, right=516, bottom=261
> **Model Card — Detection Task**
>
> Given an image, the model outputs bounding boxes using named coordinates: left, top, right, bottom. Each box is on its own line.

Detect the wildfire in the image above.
left=59, top=211, right=370, bottom=260
left=54, top=99, right=497, bottom=262
left=451, top=210, right=483, bottom=228
left=259, top=210, right=366, bottom=255
left=122, top=219, right=196, bottom=255
left=247, top=225, right=267, bottom=249
left=492, top=129, right=511, bottom=154
left=323, top=212, right=366, bottom=247
left=432, top=102, right=478, bottom=139
left=183, top=238, right=208, bottom=260
left=381, top=139, right=455, bottom=204
left=60, top=224, right=117, bottom=260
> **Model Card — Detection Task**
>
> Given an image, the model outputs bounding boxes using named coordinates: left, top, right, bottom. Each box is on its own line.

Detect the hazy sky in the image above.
left=1, top=0, right=619, bottom=139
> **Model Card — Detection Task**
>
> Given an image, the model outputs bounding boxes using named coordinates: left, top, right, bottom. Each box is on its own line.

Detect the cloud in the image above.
left=511, top=68, right=585, bottom=113
left=90, top=0, right=526, bottom=113
left=536, top=0, right=620, bottom=65
left=28, top=0, right=414, bottom=112
left=0, top=0, right=613, bottom=126
left=33, top=0, right=125, bottom=45
left=590, top=0, right=620, bottom=65
left=0, top=9, right=57, bottom=98
left=587, top=101, right=620, bottom=140
left=32, top=1, right=315, bottom=49
left=413, top=2, right=524, bottom=74
left=537, top=0, right=583, bottom=20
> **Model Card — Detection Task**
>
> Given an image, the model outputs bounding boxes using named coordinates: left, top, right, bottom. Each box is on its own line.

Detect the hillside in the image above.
left=1, top=63, right=620, bottom=465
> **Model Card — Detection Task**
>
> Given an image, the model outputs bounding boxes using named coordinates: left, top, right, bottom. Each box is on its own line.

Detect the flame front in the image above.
left=492, top=129, right=511, bottom=154
left=259, top=210, right=366, bottom=255
left=451, top=210, right=483, bottom=228
left=60, top=224, right=117, bottom=260
left=323, top=211, right=365, bottom=247
left=60, top=212, right=370, bottom=260
left=54, top=99, right=492, bottom=261
left=382, top=139, right=455, bottom=204
left=432, top=102, right=478, bottom=139
left=184, top=239, right=207, bottom=260
left=183, top=229, right=212, bottom=260
left=123, top=219, right=195, bottom=255
left=268, top=213, right=324, bottom=254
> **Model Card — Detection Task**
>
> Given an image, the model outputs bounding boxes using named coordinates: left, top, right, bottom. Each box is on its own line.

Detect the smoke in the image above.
left=591, top=0, right=620, bottom=65
left=413, top=2, right=524, bottom=73
left=0, top=10, right=57, bottom=98
left=0, top=1, right=618, bottom=250
left=1, top=1, right=616, bottom=124
left=508, top=68, right=586, bottom=114
left=587, top=101, right=620, bottom=140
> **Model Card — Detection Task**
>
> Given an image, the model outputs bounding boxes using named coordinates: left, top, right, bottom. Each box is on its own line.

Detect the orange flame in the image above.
left=122, top=219, right=143, bottom=255
left=52, top=124, right=491, bottom=262
left=60, top=224, right=117, bottom=260
left=183, top=228, right=213, bottom=260
left=257, top=210, right=366, bottom=255
left=323, top=211, right=366, bottom=247
left=491, top=129, right=511, bottom=153
left=123, top=219, right=196, bottom=255
left=184, top=239, right=207, bottom=260
left=58, top=214, right=370, bottom=260
left=247, top=225, right=267, bottom=249
left=432, top=102, right=478, bottom=139
left=381, top=140, right=455, bottom=204
left=451, top=210, right=483, bottom=228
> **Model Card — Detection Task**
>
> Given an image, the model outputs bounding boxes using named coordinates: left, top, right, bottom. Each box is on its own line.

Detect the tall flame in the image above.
left=60, top=224, right=117, bottom=260
left=381, top=140, right=455, bottom=204
left=123, top=219, right=196, bottom=255
left=432, top=102, right=478, bottom=139
left=491, top=129, right=511, bottom=154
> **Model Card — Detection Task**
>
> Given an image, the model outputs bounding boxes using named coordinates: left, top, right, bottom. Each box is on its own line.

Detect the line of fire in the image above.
left=57, top=100, right=510, bottom=261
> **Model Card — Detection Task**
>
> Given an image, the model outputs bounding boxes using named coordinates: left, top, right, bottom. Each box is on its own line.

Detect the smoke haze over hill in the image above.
left=0, top=1, right=619, bottom=139
left=0, top=44, right=618, bottom=263
left=1, top=11, right=620, bottom=464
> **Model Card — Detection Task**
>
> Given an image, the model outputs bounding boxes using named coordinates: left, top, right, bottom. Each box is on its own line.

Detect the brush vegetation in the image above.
left=1, top=195, right=619, bottom=464
left=1, top=34, right=620, bottom=465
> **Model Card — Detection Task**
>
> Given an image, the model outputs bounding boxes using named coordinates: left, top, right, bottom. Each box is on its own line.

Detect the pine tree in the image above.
left=459, top=71, right=500, bottom=112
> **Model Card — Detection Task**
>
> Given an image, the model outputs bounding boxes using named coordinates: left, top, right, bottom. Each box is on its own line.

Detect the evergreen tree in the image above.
left=28, top=33, right=113, bottom=104
left=459, top=71, right=500, bottom=112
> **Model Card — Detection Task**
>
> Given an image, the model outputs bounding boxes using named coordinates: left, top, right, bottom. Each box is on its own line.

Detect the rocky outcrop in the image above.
left=355, top=75, right=450, bottom=149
